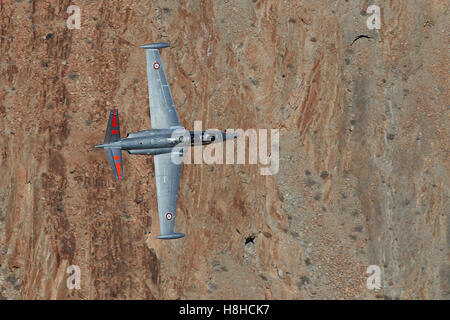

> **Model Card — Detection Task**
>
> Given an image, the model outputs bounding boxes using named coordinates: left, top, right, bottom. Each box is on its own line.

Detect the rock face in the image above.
left=0, top=1, right=447, bottom=299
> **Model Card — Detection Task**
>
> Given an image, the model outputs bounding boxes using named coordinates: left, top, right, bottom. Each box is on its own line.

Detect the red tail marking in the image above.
left=115, top=162, right=122, bottom=179
left=114, top=156, right=120, bottom=160
left=111, top=130, right=118, bottom=134
left=112, top=115, right=117, bottom=127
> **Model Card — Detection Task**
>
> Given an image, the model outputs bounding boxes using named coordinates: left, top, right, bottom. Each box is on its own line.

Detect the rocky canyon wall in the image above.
left=0, top=0, right=448, bottom=299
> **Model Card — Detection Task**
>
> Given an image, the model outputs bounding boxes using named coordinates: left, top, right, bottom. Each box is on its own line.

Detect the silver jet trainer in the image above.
left=95, top=42, right=238, bottom=240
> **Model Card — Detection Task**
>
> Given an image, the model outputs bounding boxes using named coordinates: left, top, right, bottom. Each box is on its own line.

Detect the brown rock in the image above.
left=0, top=1, right=447, bottom=300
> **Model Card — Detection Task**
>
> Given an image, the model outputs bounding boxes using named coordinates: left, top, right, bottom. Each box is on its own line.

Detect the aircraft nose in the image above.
left=224, top=131, right=239, bottom=140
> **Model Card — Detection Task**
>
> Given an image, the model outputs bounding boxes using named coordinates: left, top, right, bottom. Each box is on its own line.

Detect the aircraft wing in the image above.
left=153, top=151, right=184, bottom=239
left=141, top=43, right=180, bottom=129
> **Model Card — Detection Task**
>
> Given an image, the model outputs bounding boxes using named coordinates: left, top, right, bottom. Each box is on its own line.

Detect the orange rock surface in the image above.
left=0, top=1, right=447, bottom=299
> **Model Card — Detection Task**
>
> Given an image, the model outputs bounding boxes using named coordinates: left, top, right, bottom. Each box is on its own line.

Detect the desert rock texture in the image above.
left=0, top=0, right=448, bottom=299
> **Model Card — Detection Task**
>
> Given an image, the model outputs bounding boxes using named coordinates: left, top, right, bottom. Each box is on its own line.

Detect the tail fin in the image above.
left=104, top=109, right=120, bottom=143
left=105, top=147, right=123, bottom=180
left=102, top=109, right=123, bottom=180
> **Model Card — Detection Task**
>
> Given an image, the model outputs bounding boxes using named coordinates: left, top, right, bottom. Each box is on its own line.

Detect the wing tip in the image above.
left=140, top=42, right=170, bottom=50
left=156, top=233, right=185, bottom=240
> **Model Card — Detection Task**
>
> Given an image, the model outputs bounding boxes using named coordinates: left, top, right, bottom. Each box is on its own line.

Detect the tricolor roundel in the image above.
left=165, top=212, right=173, bottom=220
left=153, top=62, right=160, bottom=70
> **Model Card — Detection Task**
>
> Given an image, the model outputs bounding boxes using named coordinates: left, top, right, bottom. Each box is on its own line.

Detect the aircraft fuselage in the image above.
left=96, top=129, right=236, bottom=155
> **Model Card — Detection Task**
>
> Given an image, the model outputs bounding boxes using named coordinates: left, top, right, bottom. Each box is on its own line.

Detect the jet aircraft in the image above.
left=95, top=43, right=237, bottom=239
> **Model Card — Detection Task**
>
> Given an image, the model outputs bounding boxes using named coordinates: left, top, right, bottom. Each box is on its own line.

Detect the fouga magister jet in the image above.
left=95, top=43, right=238, bottom=239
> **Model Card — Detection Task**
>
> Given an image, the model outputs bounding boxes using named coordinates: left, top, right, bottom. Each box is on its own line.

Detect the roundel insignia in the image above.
left=153, top=62, right=160, bottom=70
left=165, top=212, right=173, bottom=220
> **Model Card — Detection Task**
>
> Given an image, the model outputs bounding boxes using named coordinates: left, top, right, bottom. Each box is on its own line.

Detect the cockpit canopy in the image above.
left=189, top=131, right=220, bottom=145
